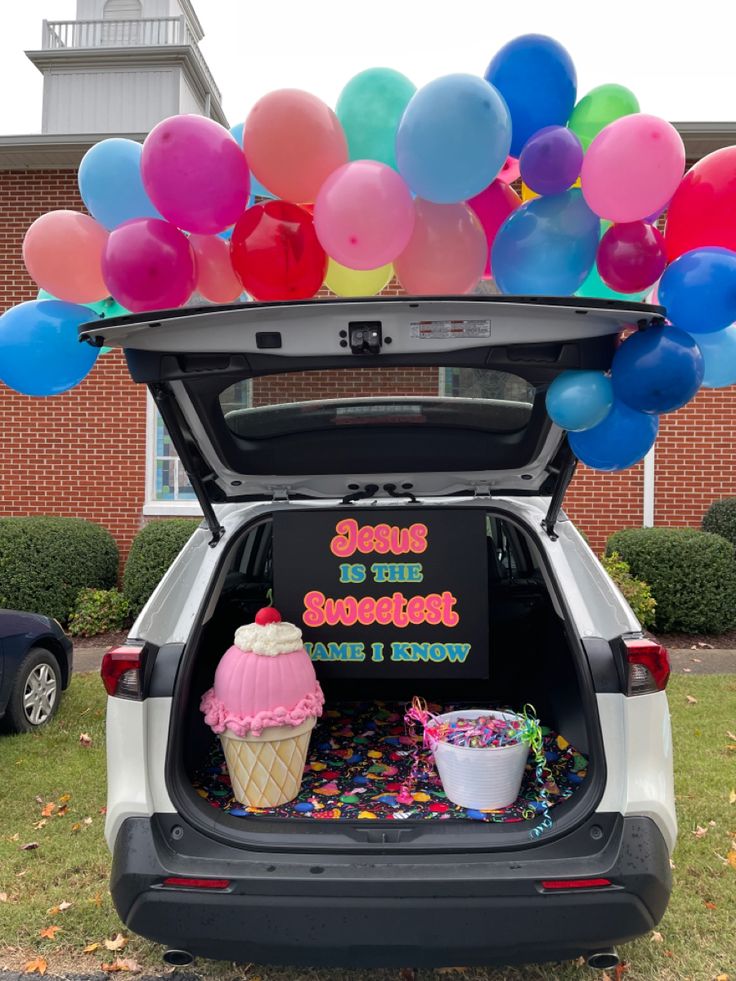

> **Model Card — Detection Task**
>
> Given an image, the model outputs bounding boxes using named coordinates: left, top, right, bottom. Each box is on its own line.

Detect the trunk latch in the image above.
left=348, top=321, right=382, bottom=354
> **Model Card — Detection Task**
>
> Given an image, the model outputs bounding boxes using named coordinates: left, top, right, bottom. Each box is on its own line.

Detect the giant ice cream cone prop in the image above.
left=200, top=607, right=324, bottom=808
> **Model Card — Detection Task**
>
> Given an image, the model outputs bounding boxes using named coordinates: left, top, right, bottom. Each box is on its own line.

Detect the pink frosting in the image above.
left=200, top=640, right=324, bottom=738
left=200, top=683, right=324, bottom=738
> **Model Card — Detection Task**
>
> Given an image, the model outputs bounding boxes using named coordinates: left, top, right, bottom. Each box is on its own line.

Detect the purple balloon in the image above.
left=519, top=125, right=583, bottom=196
left=102, top=218, right=197, bottom=313
left=141, top=115, right=250, bottom=234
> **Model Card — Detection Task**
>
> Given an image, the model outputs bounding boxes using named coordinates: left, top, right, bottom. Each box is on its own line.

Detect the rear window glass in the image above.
left=219, top=367, right=535, bottom=439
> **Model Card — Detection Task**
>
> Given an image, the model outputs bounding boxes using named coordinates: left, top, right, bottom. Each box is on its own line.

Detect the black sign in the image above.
left=272, top=508, right=489, bottom=679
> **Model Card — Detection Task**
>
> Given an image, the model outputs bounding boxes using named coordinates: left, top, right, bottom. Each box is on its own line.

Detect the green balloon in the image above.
left=336, top=67, right=416, bottom=170
left=568, top=84, right=640, bottom=151
left=86, top=296, right=130, bottom=319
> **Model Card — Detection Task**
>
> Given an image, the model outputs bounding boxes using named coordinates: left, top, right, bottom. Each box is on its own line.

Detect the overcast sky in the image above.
left=3, top=0, right=735, bottom=134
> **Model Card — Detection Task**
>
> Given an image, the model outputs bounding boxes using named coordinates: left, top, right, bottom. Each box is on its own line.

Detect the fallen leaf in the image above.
left=9, top=833, right=19, bottom=842
left=705, top=900, right=717, bottom=909
left=20, top=841, right=39, bottom=851
left=614, top=964, right=629, bottom=980
left=104, top=933, right=128, bottom=952
left=683, top=668, right=692, bottom=673
left=102, top=960, right=141, bottom=974
left=691, top=657, right=702, bottom=663
left=71, top=823, right=82, bottom=833
left=34, top=796, right=43, bottom=805
left=83, top=943, right=100, bottom=954
left=41, top=803, right=56, bottom=818
left=90, top=893, right=104, bottom=908
left=16, top=870, right=28, bottom=878
left=83, top=817, right=93, bottom=826
left=32, top=820, right=47, bottom=830
left=697, top=641, right=713, bottom=648
left=726, top=846, right=736, bottom=870
left=730, top=789, right=736, bottom=805
left=651, top=931, right=663, bottom=942
left=714, top=974, right=730, bottom=981
left=23, top=957, right=47, bottom=975
left=58, top=794, right=71, bottom=804
left=79, top=732, right=92, bottom=748
left=99, top=806, right=107, bottom=815
left=56, top=805, right=68, bottom=818
left=664, top=949, right=674, bottom=957
left=693, top=824, right=709, bottom=838
left=39, top=926, right=60, bottom=940
left=0, top=892, right=7, bottom=902
left=686, top=695, right=698, bottom=705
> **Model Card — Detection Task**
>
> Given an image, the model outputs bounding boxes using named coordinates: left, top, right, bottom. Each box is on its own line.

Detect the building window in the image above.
left=144, top=381, right=251, bottom=515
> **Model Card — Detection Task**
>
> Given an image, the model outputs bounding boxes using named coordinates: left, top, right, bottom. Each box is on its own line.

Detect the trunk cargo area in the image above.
left=173, top=506, right=601, bottom=839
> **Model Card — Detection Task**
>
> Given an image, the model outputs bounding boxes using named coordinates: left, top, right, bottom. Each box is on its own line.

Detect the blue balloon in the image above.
left=0, top=300, right=99, bottom=396
left=612, top=325, right=704, bottom=414
left=492, top=189, right=599, bottom=295
left=78, top=138, right=161, bottom=230
left=229, top=122, right=244, bottom=146
left=546, top=370, right=613, bottom=431
left=658, top=247, right=736, bottom=334
left=484, top=34, right=577, bottom=158
left=690, top=324, right=736, bottom=388
left=231, top=122, right=277, bottom=204
left=569, top=400, right=659, bottom=472
left=395, top=73, right=511, bottom=203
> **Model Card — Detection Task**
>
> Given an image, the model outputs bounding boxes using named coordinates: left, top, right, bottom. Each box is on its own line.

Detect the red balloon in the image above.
left=665, top=146, right=736, bottom=261
left=230, top=201, right=327, bottom=301
left=596, top=221, right=668, bottom=294
left=467, top=179, right=521, bottom=277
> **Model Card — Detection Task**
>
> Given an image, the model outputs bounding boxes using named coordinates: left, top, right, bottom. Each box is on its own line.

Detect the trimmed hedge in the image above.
left=702, top=498, right=736, bottom=551
left=68, top=588, right=130, bottom=637
left=123, top=519, right=201, bottom=617
left=605, top=526, right=736, bottom=634
left=0, top=516, right=118, bottom=623
left=600, top=551, right=657, bottom=629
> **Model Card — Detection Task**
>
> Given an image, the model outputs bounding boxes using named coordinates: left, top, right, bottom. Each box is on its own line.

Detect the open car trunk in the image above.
left=85, top=296, right=662, bottom=849
left=166, top=504, right=604, bottom=847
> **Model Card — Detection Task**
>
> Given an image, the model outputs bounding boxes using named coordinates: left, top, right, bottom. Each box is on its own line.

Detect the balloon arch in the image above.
left=1, top=33, right=736, bottom=473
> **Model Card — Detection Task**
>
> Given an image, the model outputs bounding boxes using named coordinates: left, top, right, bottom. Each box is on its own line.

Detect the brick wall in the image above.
left=0, top=170, right=733, bottom=567
left=0, top=170, right=147, bottom=568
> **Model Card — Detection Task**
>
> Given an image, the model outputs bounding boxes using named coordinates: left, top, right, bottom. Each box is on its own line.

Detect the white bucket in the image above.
left=431, top=709, right=530, bottom=810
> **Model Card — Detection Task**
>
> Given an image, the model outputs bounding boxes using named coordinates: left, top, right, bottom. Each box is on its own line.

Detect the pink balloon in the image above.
left=141, top=115, right=250, bottom=234
left=244, top=89, right=348, bottom=204
left=314, top=160, right=415, bottom=270
left=23, top=211, right=108, bottom=303
left=394, top=199, right=487, bottom=295
left=581, top=114, right=685, bottom=222
left=190, top=234, right=242, bottom=303
left=497, top=156, right=520, bottom=184
left=102, top=218, right=196, bottom=312
left=468, top=179, right=521, bottom=277
left=596, top=221, right=668, bottom=293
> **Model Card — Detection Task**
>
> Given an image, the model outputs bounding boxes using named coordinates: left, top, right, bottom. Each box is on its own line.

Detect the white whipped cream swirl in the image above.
left=233, top=620, right=303, bottom=657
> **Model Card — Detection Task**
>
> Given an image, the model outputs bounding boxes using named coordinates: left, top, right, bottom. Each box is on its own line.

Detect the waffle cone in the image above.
left=220, top=717, right=315, bottom=808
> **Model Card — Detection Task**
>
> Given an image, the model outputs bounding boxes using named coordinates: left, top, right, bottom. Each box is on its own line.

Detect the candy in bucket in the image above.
left=403, top=697, right=553, bottom=837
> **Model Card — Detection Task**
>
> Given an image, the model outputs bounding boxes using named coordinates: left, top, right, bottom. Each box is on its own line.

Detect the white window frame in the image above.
left=143, top=393, right=202, bottom=517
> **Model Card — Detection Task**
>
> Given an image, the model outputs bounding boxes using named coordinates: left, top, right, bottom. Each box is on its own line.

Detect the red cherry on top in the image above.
left=255, top=606, right=282, bottom=626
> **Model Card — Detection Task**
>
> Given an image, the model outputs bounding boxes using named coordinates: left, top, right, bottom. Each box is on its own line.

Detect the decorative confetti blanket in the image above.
left=193, top=701, right=588, bottom=822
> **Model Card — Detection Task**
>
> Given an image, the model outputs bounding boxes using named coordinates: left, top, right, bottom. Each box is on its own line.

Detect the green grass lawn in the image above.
left=0, top=672, right=734, bottom=980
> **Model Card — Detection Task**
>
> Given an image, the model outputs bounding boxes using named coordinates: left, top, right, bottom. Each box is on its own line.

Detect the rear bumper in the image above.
left=111, top=813, right=671, bottom=968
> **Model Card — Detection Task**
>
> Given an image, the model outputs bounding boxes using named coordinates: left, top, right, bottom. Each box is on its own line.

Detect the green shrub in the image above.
left=605, top=526, right=736, bottom=634
left=68, top=587, right=130, bottom=637
left=600, top=551, right=657, bottom=629
left=702, top=498, right=736, bottom=551
left=123, top=519, right=200, bottom=617
left=0, top=516, right=118, bottom=623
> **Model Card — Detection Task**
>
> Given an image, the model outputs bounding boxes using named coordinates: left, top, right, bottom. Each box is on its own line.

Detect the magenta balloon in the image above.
left=596, top=221, right=668, bottom=293
left=394, top=199, right=487, bottom=294
left=467, top=179, right=521, bottom=277
left=519, top=125, right=583, bottom=196
left=102, top=218, right=197, bottom=312
left=497, top=156, right=520, bottom=184
left=141, top=115, right=250, bottom=234
left=314, top=160, right=415, bottom=269
left=581, top=114, right=685, bottom=222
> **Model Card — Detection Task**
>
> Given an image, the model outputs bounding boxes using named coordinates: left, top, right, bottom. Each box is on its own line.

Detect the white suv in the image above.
left=90, top=297, right=675, bottom=973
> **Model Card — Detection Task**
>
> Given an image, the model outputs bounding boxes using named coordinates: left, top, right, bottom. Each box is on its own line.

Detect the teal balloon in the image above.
left=546, top=370, right=613, bottom=431
left=688, top=324, right=736, bottom=388
left=337, top=67, right=416, bottom=170
left=86, top=296, right=130, bottom=319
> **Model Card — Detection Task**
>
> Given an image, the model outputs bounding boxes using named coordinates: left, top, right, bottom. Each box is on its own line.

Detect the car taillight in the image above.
left=161, top=877, right=231, bottom=890
left=624, top=639, right=670, bottom=695
left=541, top=878, right=612, bottom=891
left=101, top=644, right=145, bottom=698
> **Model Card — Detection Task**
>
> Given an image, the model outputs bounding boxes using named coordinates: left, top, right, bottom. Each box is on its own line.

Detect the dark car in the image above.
left=0, top=610, right=73, bottom=732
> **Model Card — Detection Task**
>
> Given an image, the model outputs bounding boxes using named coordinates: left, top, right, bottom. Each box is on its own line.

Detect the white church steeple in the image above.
left=26, top=0, right=226, bottom=135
